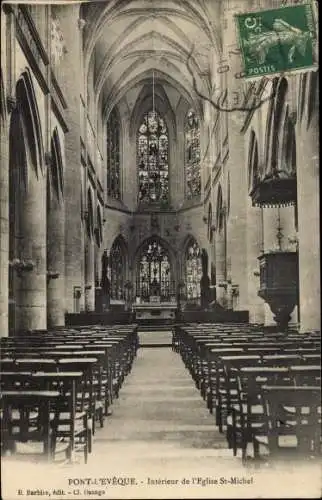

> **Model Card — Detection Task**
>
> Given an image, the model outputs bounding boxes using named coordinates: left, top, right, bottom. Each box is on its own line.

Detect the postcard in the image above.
left=0, top=0, right=320, bottom=499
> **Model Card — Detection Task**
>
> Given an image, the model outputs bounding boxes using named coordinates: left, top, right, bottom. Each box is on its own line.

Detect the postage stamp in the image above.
left=235, top=3, right=318, bottom=79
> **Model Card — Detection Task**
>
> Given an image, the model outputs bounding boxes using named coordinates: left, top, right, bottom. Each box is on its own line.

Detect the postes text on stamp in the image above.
left=235, top=3, right=317, bottom=78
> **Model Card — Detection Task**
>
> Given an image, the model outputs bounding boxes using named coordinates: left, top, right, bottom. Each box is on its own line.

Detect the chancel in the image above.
left=133, top=237, right=177, bottom=324
left=0, top=1, right=320, bottom=494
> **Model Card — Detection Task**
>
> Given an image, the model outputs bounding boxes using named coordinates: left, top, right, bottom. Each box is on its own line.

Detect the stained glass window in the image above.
left=137, top=239, right=172, bottom=301
left=185, top=240, right=202, bottom=300
left=137, top=111, right=169, bottom=204
left=106, top=109, right=120, bottom=199
left=110, top=239, right=125, bottom=300
left=185, top=109, right=201, bottom=199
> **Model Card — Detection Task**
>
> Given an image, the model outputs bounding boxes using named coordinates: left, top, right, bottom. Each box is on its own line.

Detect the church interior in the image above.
left=0, top=1, right=320, bottom=495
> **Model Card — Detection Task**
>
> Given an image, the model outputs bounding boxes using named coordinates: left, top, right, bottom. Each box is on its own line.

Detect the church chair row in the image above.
left=0, top=324, right=139, bottom=390
left=174, top=325, right=321, bottom=464
left=173, top=324, right=320, bottom=388
left=223, top=366, right=321, bottom=462
left=0, top=336, right=137, bottom=406
left=1, top=343, right=133, bottom=428
left=0, top=329, right=138, bottom=463
left=1, top=366, right=93, bottom=463
left=183, top=323, right=321, bottom=338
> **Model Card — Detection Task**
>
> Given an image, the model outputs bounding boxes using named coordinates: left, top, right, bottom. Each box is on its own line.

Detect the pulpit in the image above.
left=258, top=251, right=298, bottom=330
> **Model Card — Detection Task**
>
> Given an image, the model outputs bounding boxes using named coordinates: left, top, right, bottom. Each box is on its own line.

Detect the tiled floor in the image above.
left=2, top=346, right=321, bottom=499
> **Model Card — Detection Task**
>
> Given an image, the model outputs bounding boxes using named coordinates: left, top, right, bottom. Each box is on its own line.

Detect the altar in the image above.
left=133, top=297, right=177, bottom=322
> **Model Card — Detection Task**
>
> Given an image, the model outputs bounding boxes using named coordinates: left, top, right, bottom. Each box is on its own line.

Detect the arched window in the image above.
left=137, top=238, right=172, bottom=301
left=110, top=238, right=126, bottom=300
left=137, top=110, right=169, bottom=204
left=106, top=108, right=120, bottom=199
left=185, top=109, right=201, bottom=199
left=185, top=239, right=202, bottom=300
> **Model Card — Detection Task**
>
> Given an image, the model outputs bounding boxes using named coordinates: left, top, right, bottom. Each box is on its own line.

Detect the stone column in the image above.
left=94, top=243, right=102, bottom=312
left=215, top=228, right=226, bottom=307
left=85, top=235, right=95, bottom=311
left=296, top=78, right=319, bottom=332
left=16, top=168, right=47, bottom=331
left=59, top=6, right=85, bottom=313
left=262, top=207, right=279, bottom=326
left=47, top=195, right=65, bottom=327
left=279, top=205, right=299, bottom=326
left=0, top=107, right=9, bottom=337
left=222, top=1, right=248, bottom=311
left=0, top=5, right=13, bottom=337
left=246, top=200, right=265, bottom=324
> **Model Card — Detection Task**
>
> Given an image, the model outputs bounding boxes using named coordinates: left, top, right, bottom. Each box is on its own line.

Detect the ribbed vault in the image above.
left=81, top=0, right=221, bottom=120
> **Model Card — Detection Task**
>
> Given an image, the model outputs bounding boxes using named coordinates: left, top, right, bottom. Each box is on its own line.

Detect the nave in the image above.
left=1, top=324, right=321, bottom=499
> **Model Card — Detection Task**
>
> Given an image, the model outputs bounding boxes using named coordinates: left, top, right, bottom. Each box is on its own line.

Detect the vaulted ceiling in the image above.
left=81, top=0, right=222, bottom=120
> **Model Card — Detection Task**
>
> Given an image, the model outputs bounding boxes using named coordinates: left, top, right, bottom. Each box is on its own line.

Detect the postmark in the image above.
left=235, top=3, right=318, bottom=79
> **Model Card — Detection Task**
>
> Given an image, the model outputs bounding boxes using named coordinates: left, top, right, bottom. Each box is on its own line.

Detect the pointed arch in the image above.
left=135, top=235, right=174, bottom=301
left=280, top=108, right=297, bottom=178
left=9, top=106, right=28, bottom=193
left=106, top=106, right=121, bottom=199
left=110, top=235, right=127, bottom=300
left=15, top=69, right=45, bottom=178
left=272, top=78, right=288, bottom=173
left=184, top=235, right=202, bottom=301
left=307, top=70, right=319, bottom=129
left=264, top=76, right=279, bottom=175
left=216, top=183, right=224, bottom=233
left=207, top=202, right=213, bottom=242
left=49, top=127, right=64, bottom=204
left=185, top=108, right=201, bottom=200
left=95, top=205, right=103, bottom=247
left=0, top=68, right=7, bottom=127
left=130, top=82, right=176, bottom=139
left=265, top=77, right=288, bottom=178
left=298, top=72, right=308, bottom=124
left=226, top=172, right=231, bottom=218
left=248, top=129, right=259, bottom=194
left=137, top=109, right=169, bottom=205
left=86, top=188, right=94, bottom=238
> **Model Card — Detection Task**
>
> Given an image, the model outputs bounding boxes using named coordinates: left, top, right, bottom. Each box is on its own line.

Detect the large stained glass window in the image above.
left=185, top=109, right=201, bottom=199
left=137, top=111, right=169, bottom=204
left=110, top=238, right=125, bottom=300
left=185, top=239, right=202, bottom=300
left=137, top=239, right=173, bottom=301
left=106, top=109, right=120, bottom=199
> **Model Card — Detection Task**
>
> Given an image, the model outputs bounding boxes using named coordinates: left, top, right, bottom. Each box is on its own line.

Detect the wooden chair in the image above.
left=1, top=390, right=63, bottom=461
left=230, top=367, right=291, bottom=462
left=31, top=371, right=90, bottom=463
left=253, top=386, right=321, bottom=462
left=215, top=355, right=261, bottom=434
left=1, top=370, right=90, bottom=463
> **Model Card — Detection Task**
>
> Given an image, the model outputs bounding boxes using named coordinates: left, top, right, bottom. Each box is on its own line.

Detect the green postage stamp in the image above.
left=235, top=3, right=317, bottom=78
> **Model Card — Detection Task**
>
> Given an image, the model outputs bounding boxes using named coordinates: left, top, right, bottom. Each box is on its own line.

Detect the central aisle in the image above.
left=87, top=346, right=254, bottom=497
left=3, top=345, right=317, bottom=500
left=95, top=347, right=229, bottom=460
